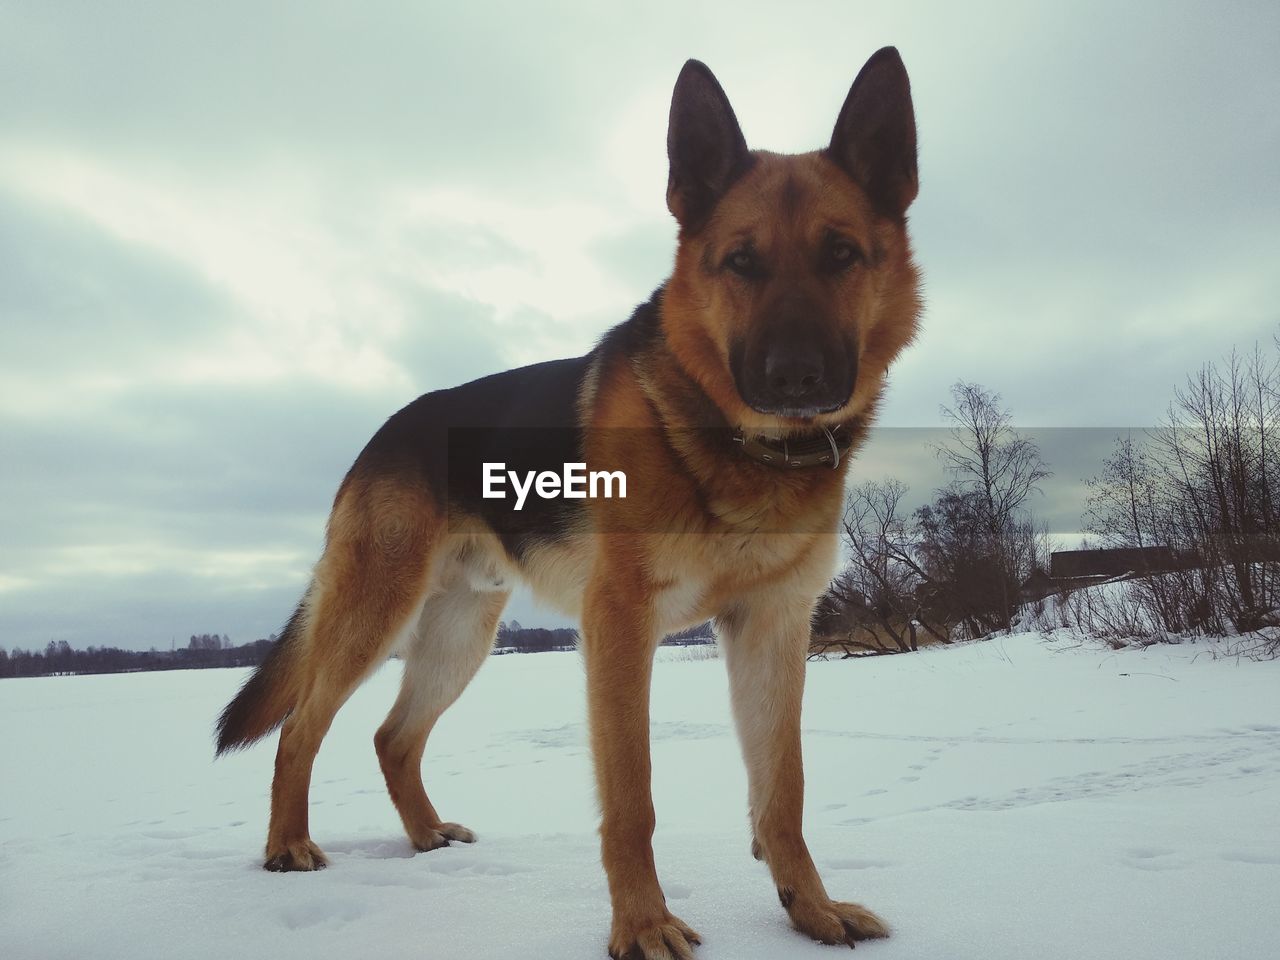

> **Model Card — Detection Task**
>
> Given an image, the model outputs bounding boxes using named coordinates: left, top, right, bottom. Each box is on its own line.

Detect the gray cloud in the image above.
left=0, top=186, right=231, bottom=373
left=1, top=0, right=1278, bottom=649
left=591, top=220, right=678, bottom=295
left=0, top=568, right=304, bottom=653
left=1, top=2, right=676, bottom=204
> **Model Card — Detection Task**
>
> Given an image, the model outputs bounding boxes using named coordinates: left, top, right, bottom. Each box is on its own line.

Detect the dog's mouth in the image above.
left=730, top=338, right=857, bottom=420
left=742, top=397, right=849, bottom=419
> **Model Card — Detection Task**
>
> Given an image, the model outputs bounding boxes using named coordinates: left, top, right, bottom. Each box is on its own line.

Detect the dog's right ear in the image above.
left=666, top=60, right=752, bottom=232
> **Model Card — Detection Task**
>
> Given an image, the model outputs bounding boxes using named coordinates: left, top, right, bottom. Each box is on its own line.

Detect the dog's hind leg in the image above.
left=719, top=587, right=890, bottom=946
left=375, top=569, right=507, bottom=852
left=264, top=478, right=440, bottom=872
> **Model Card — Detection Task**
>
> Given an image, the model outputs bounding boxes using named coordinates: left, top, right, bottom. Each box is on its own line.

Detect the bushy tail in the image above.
left=215, top=604, right=307, bottom=756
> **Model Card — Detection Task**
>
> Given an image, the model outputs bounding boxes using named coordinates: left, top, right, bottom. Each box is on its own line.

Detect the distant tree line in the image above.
left=663, top=622, right=716, bottom=645
left=494, top=620, right=579, bottom=653
left=2, top=621, right=721, bottom=679
left=0, top=635, right=276, bottom=679
left=491, top=620, right=715, bottom=653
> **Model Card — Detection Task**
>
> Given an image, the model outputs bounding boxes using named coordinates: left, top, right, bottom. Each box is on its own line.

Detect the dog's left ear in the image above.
left=827, top=47, right=918, bottom=220
left=667, top=59, right=752, bottom=231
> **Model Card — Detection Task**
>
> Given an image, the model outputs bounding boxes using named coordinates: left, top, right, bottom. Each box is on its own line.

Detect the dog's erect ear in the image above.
left=827, top=47, right=918, bottom=220
left=666, top=60, right=752, bottom=231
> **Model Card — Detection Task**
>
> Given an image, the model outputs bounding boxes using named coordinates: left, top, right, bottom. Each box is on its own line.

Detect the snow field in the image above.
left=1, top=634, right=1278, bottom=960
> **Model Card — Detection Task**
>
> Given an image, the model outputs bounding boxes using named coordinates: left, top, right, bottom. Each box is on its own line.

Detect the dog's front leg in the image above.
left=583, top=574, right=701, bottom=960
left=720, top=592, right=890, bottom=947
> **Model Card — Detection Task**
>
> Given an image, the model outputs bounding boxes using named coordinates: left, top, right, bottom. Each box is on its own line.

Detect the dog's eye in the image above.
left=826, top=240, right=861, bottom=271
left=725, top=249, right=759, bottom=277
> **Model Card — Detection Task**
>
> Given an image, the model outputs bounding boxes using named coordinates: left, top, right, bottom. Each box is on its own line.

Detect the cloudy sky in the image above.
left=2, top=1, right=1278, bottom=650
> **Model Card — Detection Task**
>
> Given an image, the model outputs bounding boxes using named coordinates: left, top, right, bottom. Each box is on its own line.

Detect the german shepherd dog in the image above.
left=217, top=47, right=920, bottom=959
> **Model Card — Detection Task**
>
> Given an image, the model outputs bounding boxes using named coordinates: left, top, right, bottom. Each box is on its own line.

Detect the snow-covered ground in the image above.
left=2, top=634, right=1278, bottom=960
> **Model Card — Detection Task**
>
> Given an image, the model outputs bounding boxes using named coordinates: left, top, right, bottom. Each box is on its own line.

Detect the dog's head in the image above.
left=661, top=49, right=922, bottom=431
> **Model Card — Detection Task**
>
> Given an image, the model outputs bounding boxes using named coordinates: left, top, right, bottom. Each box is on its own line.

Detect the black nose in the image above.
left=765, top=343, right=825, bottom=401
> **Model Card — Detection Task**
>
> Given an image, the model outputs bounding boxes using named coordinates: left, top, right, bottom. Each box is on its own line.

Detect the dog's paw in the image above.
left=438, top=821, right=477, bottom=843
left=410, top=821, right=477, bottom=852
left=781, top=890, right=889, bottom=946
left=263, top=838, right=328, bottom=872
left=608, top=912, right=702, bottom=960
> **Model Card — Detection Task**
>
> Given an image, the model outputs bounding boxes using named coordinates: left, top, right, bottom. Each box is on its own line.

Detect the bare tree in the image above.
left=819, top=383, right=1052, bottom=652
left=1085, top=434, right=1156, bottom=550
left=936, top=382, right=1052, bottom=525
left=1084, top=337, right=1280, bottom=650
left=932, top=382, right=1051, bottom=632
left=1151, top=349, right=1280, bottom=634
left=825, top=479, right=950, bottom=654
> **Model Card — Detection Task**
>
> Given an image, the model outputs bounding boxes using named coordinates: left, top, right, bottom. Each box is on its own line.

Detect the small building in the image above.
left=1050, top=546, right=1179, bottom=580
left=1020, top=546, right=1182, bottom=603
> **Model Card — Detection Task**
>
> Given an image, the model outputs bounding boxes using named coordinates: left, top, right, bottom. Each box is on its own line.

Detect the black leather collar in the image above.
left=732, top=423, right=853, bottom=469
